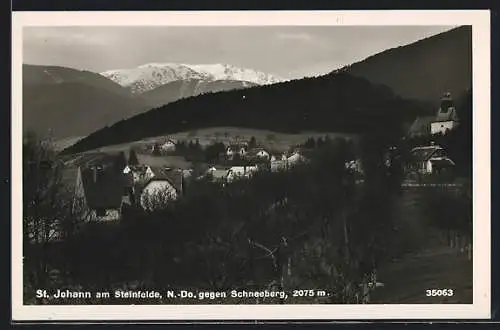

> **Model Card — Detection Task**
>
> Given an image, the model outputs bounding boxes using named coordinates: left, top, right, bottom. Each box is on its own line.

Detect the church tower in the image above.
left=430, top=92, right=460, bottom=135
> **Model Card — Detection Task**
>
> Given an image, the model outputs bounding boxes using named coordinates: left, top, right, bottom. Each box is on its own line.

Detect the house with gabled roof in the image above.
left=61, top=164, right=129, bottom=222
left=80, top=165, right=128, bottom=221
left=244, top=147, right=270, bottom=163
left=160, top=138, right=177, bottom=153
left=409, top=143, right=455, bottom=175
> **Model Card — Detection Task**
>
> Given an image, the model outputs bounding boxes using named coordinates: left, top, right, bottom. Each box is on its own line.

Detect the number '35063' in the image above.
left=426, top=289, right=454, bottom=297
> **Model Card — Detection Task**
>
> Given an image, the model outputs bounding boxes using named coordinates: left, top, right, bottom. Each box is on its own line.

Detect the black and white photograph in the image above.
left=12, top=10, right=490, bottom=321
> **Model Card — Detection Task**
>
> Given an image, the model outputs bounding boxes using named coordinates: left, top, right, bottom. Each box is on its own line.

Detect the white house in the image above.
left=138, top=168, right=184, bottom=211
left=410, top=144, right=455, bottom=175
left=430, top=92, right=460, bottom=135
left=139, top=179, right=178, bottom=211
left=287, top=151, right=306, bottom=165
left=160, top=139, right=176, bottom=153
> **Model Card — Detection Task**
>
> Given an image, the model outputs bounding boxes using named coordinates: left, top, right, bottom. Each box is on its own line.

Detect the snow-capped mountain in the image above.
left=101, top=63, right=284, bottom=94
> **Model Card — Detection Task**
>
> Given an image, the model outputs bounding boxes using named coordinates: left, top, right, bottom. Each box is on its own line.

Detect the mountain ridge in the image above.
left=343, top=25, right=471, bottom=104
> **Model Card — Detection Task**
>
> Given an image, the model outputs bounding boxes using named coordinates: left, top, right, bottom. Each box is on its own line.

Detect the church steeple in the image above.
left=430, top=92, right=460, bottom=135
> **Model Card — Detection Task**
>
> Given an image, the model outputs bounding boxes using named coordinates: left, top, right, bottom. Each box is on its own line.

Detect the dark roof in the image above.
left=80, top=167, right=126, bottom=209
left=408, top=116, right=434, bottom=136
left=149, top=167, right=184, bottom=193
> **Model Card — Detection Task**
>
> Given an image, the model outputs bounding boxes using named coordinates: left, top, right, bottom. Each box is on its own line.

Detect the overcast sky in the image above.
left=23, top=25, right=456, bottom=79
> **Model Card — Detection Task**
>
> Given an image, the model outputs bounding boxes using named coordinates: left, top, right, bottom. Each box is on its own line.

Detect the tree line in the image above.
left=63, top=72, right=430, bottom=154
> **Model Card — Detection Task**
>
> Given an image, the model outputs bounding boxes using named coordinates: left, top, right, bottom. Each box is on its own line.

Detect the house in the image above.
left=287, top=150, right=307, bottom=166
left=74, top=165, right=128, bottom=221
left=226, top=165, right=258, bottom=182
left=205, top=166, right=230, bottom=182
left=160, top=139, right=177, bottom=153
left=123, top=164, right=155, bottom=183
left=135, top=167, right=184, bottom=211
left=245, top=147, right=270, bottom=162
left=430, top=92, right=460, bottom=135
left=409, top=144, right=455, bottom=175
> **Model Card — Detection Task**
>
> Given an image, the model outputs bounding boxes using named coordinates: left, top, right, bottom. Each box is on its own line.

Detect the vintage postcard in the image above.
left=11, top=10, right=491, bottom=321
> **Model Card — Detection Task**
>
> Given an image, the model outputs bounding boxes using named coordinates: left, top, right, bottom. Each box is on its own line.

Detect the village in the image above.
left=50, top=92, right=461, bottom=229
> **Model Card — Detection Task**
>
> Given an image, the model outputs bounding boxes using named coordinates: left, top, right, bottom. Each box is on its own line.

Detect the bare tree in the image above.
left=23, top=132, right=88, bottom=296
